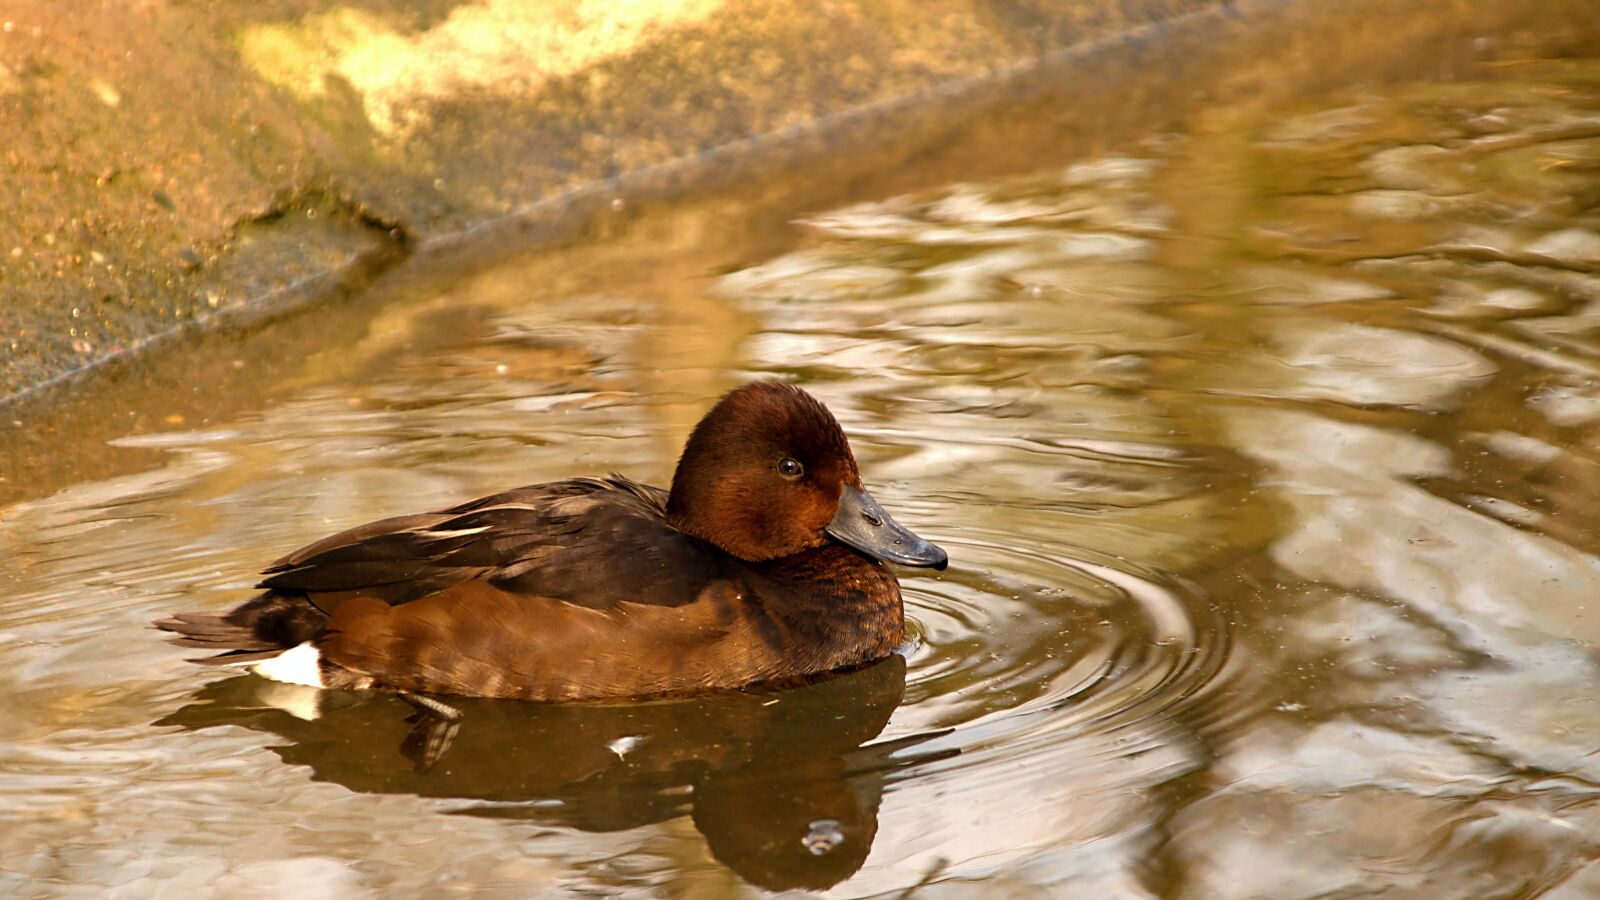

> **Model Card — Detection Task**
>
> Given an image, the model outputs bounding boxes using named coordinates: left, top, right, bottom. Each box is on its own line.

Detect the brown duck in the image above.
left=155, top=381, right=948, bottom=702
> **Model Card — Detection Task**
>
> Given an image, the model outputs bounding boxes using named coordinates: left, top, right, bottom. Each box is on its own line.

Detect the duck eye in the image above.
left=776, top=457, right=804, bottom=480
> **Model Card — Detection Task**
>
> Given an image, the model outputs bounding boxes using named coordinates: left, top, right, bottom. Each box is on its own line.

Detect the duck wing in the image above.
left=257, top=476, right=730, bottom=610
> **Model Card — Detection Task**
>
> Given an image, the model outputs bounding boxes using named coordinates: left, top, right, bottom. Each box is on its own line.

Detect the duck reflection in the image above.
left=159, top=655, right=945, bottom=891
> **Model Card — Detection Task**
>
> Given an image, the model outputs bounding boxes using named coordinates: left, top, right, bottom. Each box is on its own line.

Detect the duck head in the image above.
left=667, top=382, right=948, bottom=570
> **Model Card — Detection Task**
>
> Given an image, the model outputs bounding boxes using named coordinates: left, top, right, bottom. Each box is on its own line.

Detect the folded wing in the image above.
left=258, top=476, right=730, bottom=611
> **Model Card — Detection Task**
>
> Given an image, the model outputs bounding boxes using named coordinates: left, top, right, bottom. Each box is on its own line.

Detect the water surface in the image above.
left=5, top=44, right=1600, bottom=898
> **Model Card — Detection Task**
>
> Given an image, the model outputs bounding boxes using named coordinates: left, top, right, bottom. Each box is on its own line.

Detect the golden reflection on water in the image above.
left=4, top=37, right=1600, bottom=899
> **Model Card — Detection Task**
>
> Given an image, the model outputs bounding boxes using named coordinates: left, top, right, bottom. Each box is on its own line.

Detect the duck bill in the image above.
left=826, top=486, right=948, bottom=570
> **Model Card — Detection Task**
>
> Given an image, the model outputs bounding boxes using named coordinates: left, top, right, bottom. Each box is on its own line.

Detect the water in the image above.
left=5, top=46, right=1600, bottom=899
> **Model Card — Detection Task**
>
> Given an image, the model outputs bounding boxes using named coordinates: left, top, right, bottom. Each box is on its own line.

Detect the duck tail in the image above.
left=153, top=592, right=328, bottom=665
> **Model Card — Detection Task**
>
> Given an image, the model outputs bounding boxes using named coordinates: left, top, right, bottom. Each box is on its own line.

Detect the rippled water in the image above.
left=6, top=47, right=1600, bottom=898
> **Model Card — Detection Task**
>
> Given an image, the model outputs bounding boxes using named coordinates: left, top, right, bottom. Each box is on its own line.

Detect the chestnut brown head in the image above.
left=667, top=382, right=947, bottom=569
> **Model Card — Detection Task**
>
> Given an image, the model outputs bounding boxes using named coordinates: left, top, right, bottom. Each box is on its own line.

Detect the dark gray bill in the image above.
left=826, top=486, right=948, bottom=570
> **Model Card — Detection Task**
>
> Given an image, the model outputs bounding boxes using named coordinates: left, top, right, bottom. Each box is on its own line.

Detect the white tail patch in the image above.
left=251, top=642, right=326, bottom=689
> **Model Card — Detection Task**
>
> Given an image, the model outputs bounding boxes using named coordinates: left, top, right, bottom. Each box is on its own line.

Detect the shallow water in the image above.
left=5, top=44, right=1600, bottom=900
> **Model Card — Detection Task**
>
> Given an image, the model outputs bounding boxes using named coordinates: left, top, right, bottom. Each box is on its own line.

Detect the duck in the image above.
left=155, top=381, right=948, bottom=702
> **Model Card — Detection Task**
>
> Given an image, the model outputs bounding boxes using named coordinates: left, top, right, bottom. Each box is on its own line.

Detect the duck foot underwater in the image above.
left=399, top=692, right=464, bottom=773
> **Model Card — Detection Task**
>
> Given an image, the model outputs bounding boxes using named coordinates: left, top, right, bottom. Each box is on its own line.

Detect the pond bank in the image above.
left=1, top=0, right=1596, bottom=506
